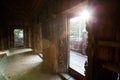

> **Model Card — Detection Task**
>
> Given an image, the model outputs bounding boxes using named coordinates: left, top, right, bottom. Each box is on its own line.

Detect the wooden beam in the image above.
left=61, top=0, right=88, bottom=14
left=102, top=64, right=120, bottom=73
left=98, top=41, right=120, bottom=47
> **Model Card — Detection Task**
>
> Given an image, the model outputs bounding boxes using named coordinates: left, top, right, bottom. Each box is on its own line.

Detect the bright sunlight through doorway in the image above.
left=69, top=16, right=88, bottom=76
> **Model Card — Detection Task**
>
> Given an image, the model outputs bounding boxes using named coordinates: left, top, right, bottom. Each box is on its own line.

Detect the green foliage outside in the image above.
left=70, top=18, right=86, bottom=39
left=14, top=29, right=23, bottom=38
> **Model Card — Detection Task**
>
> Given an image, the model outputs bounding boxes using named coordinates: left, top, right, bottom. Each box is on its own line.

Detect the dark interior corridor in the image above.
left=0, top=0, right=119, bottom=80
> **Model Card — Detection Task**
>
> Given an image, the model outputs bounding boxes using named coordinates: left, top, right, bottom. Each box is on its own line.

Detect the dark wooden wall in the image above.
left=41, top=14, right=68, bottom=73
left=0, top=20, right=8, bottom=50
left=31, top=23, right=42, bottom=53
left=86, top=0, right=120, bottom=80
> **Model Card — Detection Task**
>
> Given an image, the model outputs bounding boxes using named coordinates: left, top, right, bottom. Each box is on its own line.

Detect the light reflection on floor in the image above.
left=70, top=50, right=87, bottom=76
left=7, top=48, right=33, bottom=56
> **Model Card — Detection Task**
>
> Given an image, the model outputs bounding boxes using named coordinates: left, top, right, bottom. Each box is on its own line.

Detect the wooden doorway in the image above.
left=69, top=15, right=88, bottom=76
left=14, top=29, right=24, bottom=47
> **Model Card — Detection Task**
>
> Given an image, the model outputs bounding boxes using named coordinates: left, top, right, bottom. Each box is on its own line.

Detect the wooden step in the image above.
left=59, top=73, right=76, bottom=80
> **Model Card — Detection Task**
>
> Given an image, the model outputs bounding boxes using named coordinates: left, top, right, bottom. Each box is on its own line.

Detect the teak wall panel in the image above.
left=24, top=26, right=32, bottom=48
left=56, top=15, right=68, bottom=72
left=86, top=0, right=120, bottom=80
left=42, top=15, right=58, bottom=72
left=0, top=22, right=9, bottom=50
left=41, top=14, right=68, bottom=73
left=31, top=23, right=42, bottom=53
left=8, top=27, right=14, bottom=48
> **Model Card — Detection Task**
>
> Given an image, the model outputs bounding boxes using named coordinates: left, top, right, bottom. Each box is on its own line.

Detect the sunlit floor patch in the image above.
left=70, top=50, right=87, bottom=76
left=0, top=48, right=62, bottom=80
left=0, top=53, right=42, bottom=80
left=0, top=50, right=8, bottom=55
left=7, top=48, right=33, bottom=56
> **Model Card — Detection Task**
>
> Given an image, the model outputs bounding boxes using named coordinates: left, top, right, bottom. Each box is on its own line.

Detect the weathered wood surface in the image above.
left=85, top=0, right=120, bottom=80
left=31, top=23, right=42, bottom=53
left=98, top=41, right=120, bottom=47
left=56, top=14, right=68, bottom=72
left=41, top=14, right=69, bottom=73
left=0, top=22, right=9, bottom=50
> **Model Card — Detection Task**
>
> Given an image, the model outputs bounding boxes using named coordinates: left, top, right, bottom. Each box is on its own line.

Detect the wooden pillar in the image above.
left=86, top=18, right=96, bottom=80
left=8, top=27, right=14, bottom=48
left=27, top=27, right=32, bottom=48
left=56, top=14, right=69, bottom=72
left=42, top=15, right=58, bottom=72
left=31, top=23, right=42, bottom=53
left=42, top=14, right=68, bottom=73
left=0, top=25, right=9, bottom=50
left=24, top=27, right=29, bottom=48
left=24, top=26, right=32, bottom=48
left=86, top=0, right=120, bottom=80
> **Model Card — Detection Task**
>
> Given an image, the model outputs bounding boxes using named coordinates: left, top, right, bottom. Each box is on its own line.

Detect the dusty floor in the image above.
left=0, top=48, right=62, bottom=80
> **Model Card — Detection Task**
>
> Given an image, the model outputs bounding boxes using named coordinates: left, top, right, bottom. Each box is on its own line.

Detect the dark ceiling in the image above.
left=0, top=0, right=46, bottom=24
left=0, top=0, right=88, bottom=25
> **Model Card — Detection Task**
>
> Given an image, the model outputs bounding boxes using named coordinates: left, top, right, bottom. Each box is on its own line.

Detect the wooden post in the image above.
left=56, top=14, right=69, bottom=73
